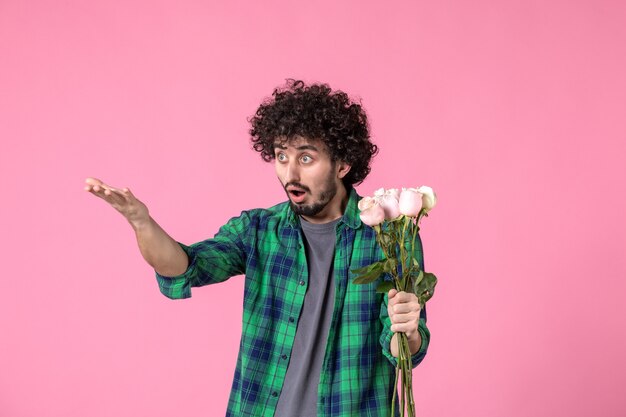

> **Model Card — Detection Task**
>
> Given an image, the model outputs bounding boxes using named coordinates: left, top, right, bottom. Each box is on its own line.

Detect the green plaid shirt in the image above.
left=156, top=188, right=430, bottom=417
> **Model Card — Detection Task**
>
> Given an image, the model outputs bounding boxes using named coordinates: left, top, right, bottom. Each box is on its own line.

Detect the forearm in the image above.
left=390, top=330, right=422, bottom=357
left=132, top=216, right=188, bottom=276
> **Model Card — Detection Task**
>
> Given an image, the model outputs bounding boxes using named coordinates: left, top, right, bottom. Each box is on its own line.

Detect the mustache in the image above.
left=284, top=182, right=311, bottom=193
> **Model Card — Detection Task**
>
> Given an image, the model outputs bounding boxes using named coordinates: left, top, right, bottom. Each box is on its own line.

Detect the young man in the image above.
left=84, top=80, right=430, bottom=417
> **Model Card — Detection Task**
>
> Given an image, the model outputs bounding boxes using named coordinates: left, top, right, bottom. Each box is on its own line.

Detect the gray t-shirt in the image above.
left=274, top=217, right=340, bottom=417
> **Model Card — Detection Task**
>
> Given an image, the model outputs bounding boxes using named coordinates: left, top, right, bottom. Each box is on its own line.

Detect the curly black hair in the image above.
left=248, top=79, right=378, bottom=186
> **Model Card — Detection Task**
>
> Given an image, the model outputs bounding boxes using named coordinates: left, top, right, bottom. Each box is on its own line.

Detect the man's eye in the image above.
left=277, top=153, right=286, bottom=161
left=301, top=155, right=312, bottom=163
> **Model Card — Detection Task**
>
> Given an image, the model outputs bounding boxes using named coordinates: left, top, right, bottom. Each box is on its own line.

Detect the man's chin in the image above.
left=289, top=201, right=325, bottom=217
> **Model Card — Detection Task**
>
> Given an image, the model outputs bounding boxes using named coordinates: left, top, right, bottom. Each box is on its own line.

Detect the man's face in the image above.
left=274, top=136, right=344, bottom=219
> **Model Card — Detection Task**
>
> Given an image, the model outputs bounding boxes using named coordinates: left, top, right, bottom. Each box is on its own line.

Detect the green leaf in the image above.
left=382, top=258, right=398, bottom=274
left=352, top=270, right=383, bottom=284
left=379, top=232, right=392, bottom=246
left=414, top=270, right=424, bottom=286
left=376, top=280, right=395, bottom=293
left=352, top=262, right=385, bottom=284
left=414, top=272, right=437, bottom=306
left=388, top=215, right=405, bottom=223
left=350, top=260, right=384, bottom=275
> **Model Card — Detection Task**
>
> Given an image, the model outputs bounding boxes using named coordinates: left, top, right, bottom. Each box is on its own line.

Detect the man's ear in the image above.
left=336, top=161, right=352, bottom=179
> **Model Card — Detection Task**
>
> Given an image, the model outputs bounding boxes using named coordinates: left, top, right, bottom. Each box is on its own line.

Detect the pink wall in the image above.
left=1, top=1, right=625, bottom=416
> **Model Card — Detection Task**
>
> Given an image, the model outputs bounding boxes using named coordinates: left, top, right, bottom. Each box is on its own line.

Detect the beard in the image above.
left=289, top=183, right=337, bottom=216
left=285, top=169, right=338, bottom=217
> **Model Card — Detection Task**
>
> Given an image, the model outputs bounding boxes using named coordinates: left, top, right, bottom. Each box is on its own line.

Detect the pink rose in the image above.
left=417, top=185, right=437, bottom=213
left=358, top=196, right=376, bottom=211
left=359, top=202, right=385, bottom=226
left=379, top=189, right=401, bottom=220
left=398, top=188, right=423, bottom=217
left=386, top=188, right=401, bottom=200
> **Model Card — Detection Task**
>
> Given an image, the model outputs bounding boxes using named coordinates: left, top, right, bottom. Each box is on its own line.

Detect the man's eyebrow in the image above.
left=273, top=143, right=319, bottom=152
left=296, top=145, right=319, bottom=152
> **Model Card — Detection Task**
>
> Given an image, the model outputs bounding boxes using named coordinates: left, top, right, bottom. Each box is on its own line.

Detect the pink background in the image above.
left=1, top=1, right=625, bottom=416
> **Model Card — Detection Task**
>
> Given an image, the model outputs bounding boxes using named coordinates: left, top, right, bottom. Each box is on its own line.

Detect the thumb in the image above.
left=388, top=289, right=398, bottom=300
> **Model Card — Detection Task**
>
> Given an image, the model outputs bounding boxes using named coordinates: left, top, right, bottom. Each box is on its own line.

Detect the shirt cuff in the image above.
left=155, top=242, right=197, bottom=300
left=380, top=318, right=430, bottom=369
left=410, top=321, right=430, bottom=368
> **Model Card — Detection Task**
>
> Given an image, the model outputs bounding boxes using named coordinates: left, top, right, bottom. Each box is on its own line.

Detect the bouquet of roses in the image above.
left=352, top=186, right=438, bottom=417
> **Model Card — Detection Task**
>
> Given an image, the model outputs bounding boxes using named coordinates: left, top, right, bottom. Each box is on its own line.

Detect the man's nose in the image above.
left=285, top=160, right=300, bottom=183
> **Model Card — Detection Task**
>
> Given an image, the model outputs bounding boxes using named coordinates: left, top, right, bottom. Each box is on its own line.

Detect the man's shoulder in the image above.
left=226, top=200, right=293, bottom=230
left=242, top=199, right=289, bottom=218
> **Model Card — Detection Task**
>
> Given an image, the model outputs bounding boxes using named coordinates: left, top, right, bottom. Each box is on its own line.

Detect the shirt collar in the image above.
left=284, top=186, right=363, bottom=230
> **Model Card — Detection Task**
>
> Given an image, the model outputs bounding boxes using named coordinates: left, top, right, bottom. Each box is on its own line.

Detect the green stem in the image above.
left=391, top=363, right=399, bottom=417
left=401, top=216, right=410, bottom=272
left=375, top=231, right=393, bottom=271
left=399, top=337, right=405, bottom=417
left=411, top=214, right=421, bottom=269
left=399, top=333, right=416, bottom=417
left=398, top=218, right=408, bottom=291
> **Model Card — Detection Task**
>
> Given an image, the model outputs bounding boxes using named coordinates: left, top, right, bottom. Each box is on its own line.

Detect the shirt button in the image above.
left=289, top=317, right=295, bottom=323
left=272, top=391, right=278, bottom=397
left=281, top=354, right=287, bottom=360
left=299, top=280, right=305, bottom=286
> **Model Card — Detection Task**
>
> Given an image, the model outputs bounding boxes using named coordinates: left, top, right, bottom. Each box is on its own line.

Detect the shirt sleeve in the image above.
left=155, top=211, right=251, bottom=300
left=379, top=232, right=431, bottom=368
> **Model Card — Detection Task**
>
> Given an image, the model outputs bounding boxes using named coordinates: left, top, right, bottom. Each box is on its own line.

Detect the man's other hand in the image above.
left=84, top=177, right=150, bottom=229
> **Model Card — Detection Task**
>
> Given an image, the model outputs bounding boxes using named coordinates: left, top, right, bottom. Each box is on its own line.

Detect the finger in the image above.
left=104, top=189, right=128, bottom=206
left=388, top=289, right=398, bottom=300
left=108, top=187, right=132, bottom=205
left=85, top=178, right=123, bottom=196
left=102, top=184, right=122, bottom=196
left=394, top=291, right=418, bottom=303
left=86, top=184, right=106, bottom=197
left=110, top=187, right=130, bottom=199
left=85, top=177, right=104, bottom=186
left=391, top=322, right=418, bottom=334
left=92, top=181, right=114, bottom=195
left=392, top=303, right=417, bottom=314
left=391, top=312, right=419, bottom=324
left=92, top=184, right=110, bottom=195
left=87, top=184, right=126, bottom=206
left=122, top=187, right=136, bottom=200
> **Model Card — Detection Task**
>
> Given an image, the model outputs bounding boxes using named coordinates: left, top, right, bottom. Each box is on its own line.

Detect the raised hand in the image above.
left=84, top=177, right=150, bottom=229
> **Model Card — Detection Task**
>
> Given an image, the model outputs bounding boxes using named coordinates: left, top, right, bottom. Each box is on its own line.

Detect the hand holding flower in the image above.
left=388, top=289, right=422, bottom=342
left=353, top=185, right=438, bottom=417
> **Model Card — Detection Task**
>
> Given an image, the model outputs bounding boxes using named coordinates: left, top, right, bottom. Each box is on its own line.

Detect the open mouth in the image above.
left=287, top=186, right=308, bottom=203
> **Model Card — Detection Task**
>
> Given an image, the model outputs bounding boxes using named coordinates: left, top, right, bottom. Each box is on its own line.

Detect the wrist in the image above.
left=130, top=215, right=153, bottom=232
left=407, top=327, right=421, bottom=348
